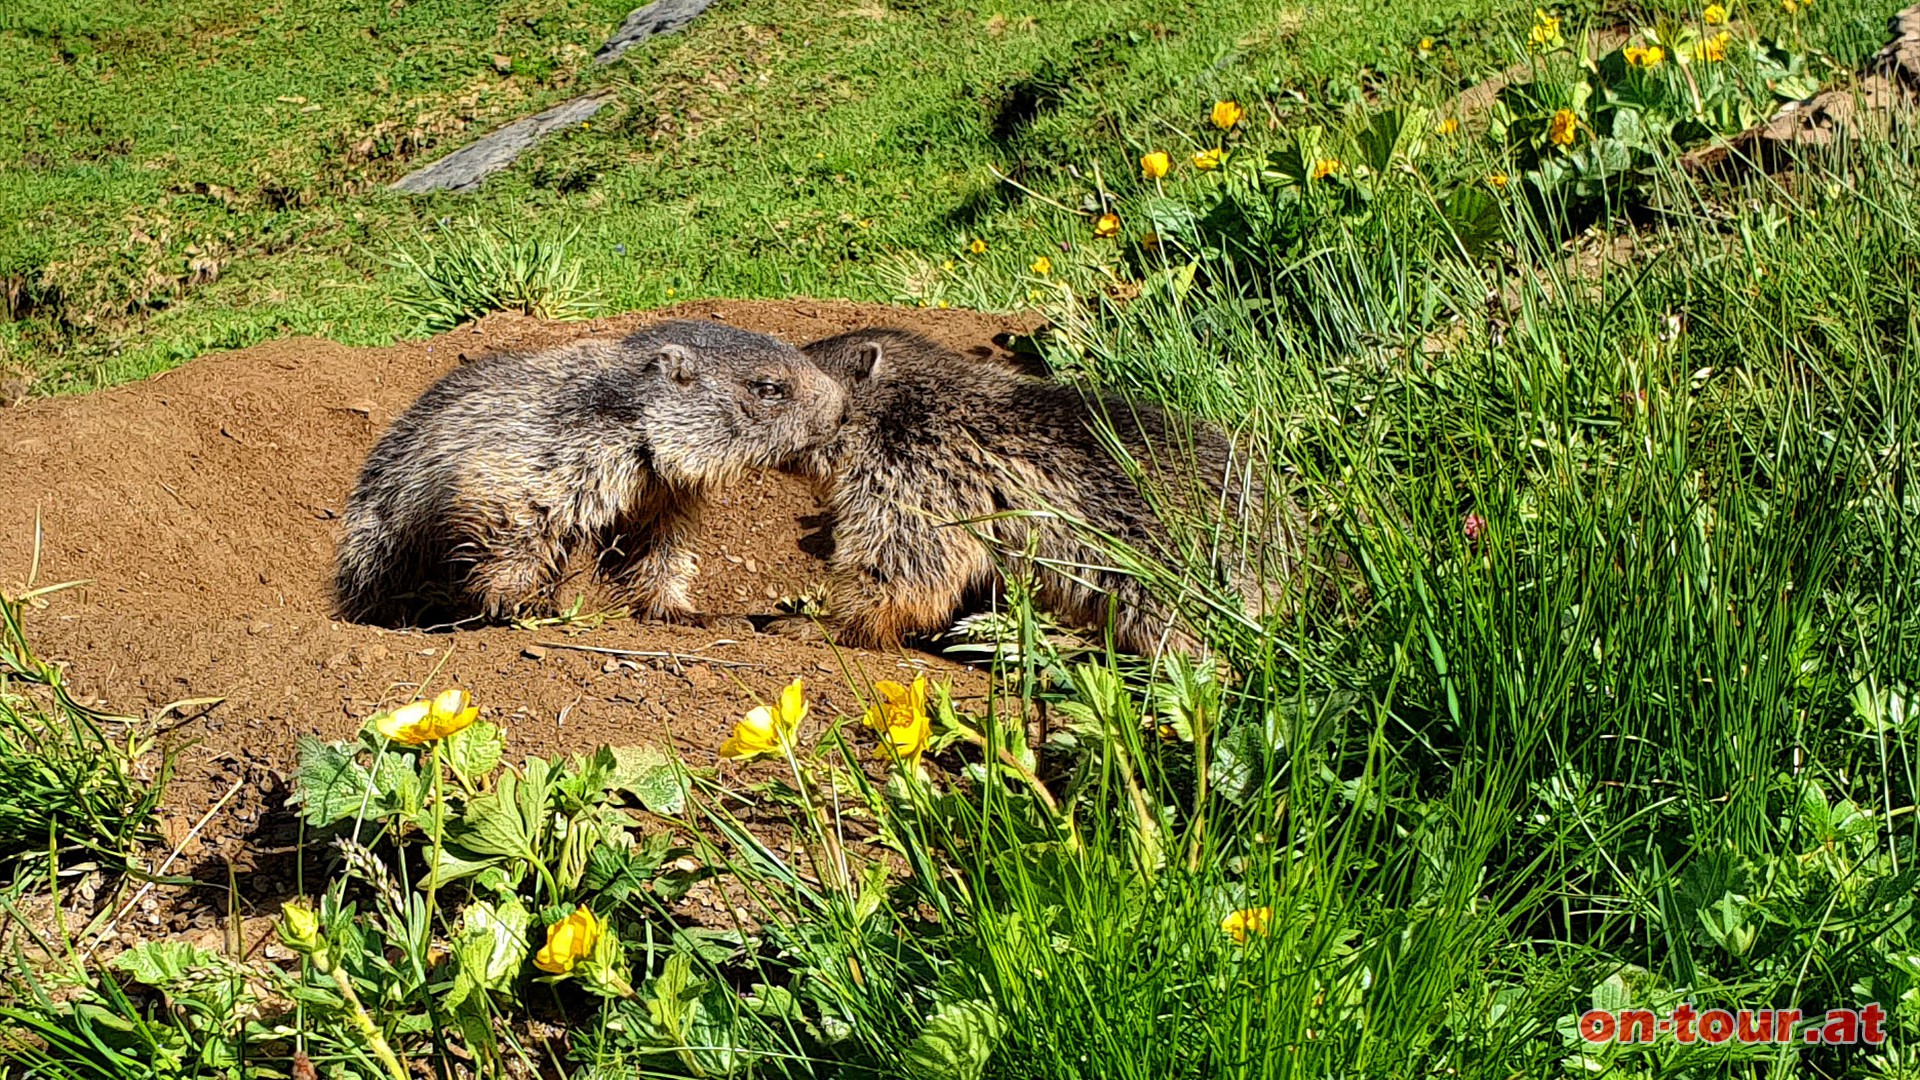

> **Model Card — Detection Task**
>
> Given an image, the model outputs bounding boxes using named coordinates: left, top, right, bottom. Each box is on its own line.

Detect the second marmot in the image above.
left=784, top=328, right=1291, bottom=654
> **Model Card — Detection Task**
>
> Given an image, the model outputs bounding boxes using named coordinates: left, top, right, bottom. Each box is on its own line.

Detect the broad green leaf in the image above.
left=1439, top=184, right=1506, bottom=260
left=111, top=940, right=225, bottom=988
left=448, top=896, right=532, bottom=1006
left=445, top=720, right=505, bottom=786
left=291, top=735, right=373, bottom=828
left=608, top=743, right=690, bottom=814
left=903, top=999, right=1002, bottom=1080
left=371, top=750, right=423, bottom=818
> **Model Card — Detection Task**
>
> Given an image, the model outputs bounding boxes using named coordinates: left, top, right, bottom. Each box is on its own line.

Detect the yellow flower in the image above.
left=1311, top=157, right=1342, bottom=179
left=1528, top=8, right=1562, bottom=50
left=1548, top=108, right=1578, bottom=147
left=1140, top=150, right=1171, bottom=179
left=1781, top=0, right=1796, bottom=11
left=281, top=900, right=322, bottom=950
left=1092, top=212, right=1121, bottom=238
left=1210, top=100, right=1244, bottom=130
left=1624, top=44, right=1665, bottom=66
left=1221, top=906, right=1273, bottom=944
left=941, top=259, right=956, bottom=271
left=1487, top=171, right=1510, bottom=189
left=373, top=687, right=478, bottom=745
left=1192, top=147, right=1225, bottom=170
left=720, top=678, right=808, bottom=761
left=1704, top=2, right=1729, bottom=22
left=1437, top=117, right=1460, bottom=135
left=1418, top=37, right=1435, bottom=52
left=968, top=238, right=987, bottom=254
left=865, top=677, right=931, bottom=770
left=534, top=906, right=602, bottom=975
left=1030, top=256, right=1052, bottom=275
left=1698, top=30, right=1730, bottom=61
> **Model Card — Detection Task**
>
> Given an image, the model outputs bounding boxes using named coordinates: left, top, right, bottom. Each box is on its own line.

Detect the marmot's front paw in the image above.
left=761, top=615, right=829, bottom=642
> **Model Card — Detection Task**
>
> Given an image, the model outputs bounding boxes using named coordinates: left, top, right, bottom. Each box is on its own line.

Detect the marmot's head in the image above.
left=624, top=321, right=848, bottom=488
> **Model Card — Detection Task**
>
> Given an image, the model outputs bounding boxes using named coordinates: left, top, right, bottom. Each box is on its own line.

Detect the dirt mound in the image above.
left=0, top=300, right=1032, bottom=854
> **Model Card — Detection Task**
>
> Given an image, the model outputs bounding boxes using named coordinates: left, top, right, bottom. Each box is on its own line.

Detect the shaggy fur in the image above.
left=786, top=328, right=1292, bottom=654
left=334, top=320, right=847, bottom=626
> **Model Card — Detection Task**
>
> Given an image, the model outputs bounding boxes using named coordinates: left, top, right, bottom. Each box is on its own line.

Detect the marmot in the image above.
left=333, top=320, right=847, bottom=626
left=781, top=328, right=1289, bottom=654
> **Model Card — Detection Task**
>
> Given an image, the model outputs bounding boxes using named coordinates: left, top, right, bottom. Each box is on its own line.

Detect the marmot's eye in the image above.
left=752, top=380, right=788, bottom=401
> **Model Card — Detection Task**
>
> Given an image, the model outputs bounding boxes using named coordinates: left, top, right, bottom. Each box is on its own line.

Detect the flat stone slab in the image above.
left=389, top=91, right=613, bottom=195
left=595, top=0, right=717, bottom=64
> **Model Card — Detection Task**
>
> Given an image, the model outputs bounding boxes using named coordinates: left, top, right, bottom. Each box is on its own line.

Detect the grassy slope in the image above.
left=0, top=0, right=1550, bottom=389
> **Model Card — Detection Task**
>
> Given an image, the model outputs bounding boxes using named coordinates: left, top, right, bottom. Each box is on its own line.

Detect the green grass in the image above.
left=3, top=0, right=1575, bottom=390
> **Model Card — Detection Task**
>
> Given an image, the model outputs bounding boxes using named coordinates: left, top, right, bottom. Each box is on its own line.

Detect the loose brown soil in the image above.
left=0, top=300, right=1032, bottom=902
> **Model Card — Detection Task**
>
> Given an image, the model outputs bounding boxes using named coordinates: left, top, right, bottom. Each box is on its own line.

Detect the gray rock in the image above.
left=389, top=91, right=613, bottom=195
left=595, top=0, right=716, bottom=65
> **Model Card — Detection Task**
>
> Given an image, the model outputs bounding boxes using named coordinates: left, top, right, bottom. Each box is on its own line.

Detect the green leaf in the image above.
left=1438, top=184, right=1505, bottom=260
left=607, top=744, right=689, bottom=814
left=445, top=720, right=505, bottom=786
left=290, top=735, right=373, bottom=828
left=1591, top=972, right=1632, bottom=1013
left=458, top=763, right=551, bottom=862
left=1355, top=108, right=1407, bottom=173
left=110, top=940, right=224, bottom=988
left=371, top=750, right=423, bottom=818
left=447, top=896, right=532, bottom=1008
left=903, top=999, right=1002, bottom=1080
left=1140, top=197, right=1201, bottom=246
left=428, top=844, right=511, bottom=890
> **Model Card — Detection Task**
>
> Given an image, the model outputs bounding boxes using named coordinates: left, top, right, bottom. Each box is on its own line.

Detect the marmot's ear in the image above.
left=855, top=341, right=886, bottom=381
left=655, top=343, right=700, bottom=386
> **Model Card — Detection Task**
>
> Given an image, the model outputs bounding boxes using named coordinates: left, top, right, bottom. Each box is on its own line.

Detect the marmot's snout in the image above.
left=805, top=367, right=852, bottom=439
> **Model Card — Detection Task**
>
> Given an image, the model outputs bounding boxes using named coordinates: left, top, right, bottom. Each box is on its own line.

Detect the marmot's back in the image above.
left=795, top=328, right=1287, bottom=653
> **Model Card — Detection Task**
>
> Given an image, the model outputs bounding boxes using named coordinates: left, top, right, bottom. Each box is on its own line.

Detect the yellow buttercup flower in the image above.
left=1210, top=100, right=1244, bottom=130
left=1704, top=2, right=1729, bottom=22
left=1418, top=37, right=1435, bottom=52
left=1487, top=172, right=1510, bottom=189
left=865, top=677, right=932, bottom=770
left=534, top=906, right=602, bottom=975
left=1311, top=157, right=1342, bottom=180
left=1140, top=150, right=1171, bottom=179
left=1549, top=108, right=1578, bottom=147
left=720, top=678, right=808, bottom=761
left=968, top=238, right=987, bottom=254
left=1437, top=117, right=1460, bottom=136
left=1697, top=30, right=1730, bottom=61
left=1092, top=212, right=1121, bottom=238
left=1221, top=906, right=1273, bottom=944
left=1192, top=147, right=1225, bottom=170
left=1528, top=8, right=1562, bottom=50
left=373, top=687, right=479, bottom=745
left=1030, top=256, right=1052, bottom=275
left=863, top=678, right=928, bottom=733
left=1624, top=44, right=1665, bottom=66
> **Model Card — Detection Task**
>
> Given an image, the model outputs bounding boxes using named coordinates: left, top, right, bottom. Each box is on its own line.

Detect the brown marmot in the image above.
left=781, top=328, right=1290, bottom=654
left=333, top=320, right=847, bottom=627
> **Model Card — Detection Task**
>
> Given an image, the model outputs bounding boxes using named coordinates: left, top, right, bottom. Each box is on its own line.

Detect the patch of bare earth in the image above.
left=0, top=299, right=1032, bottom=953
